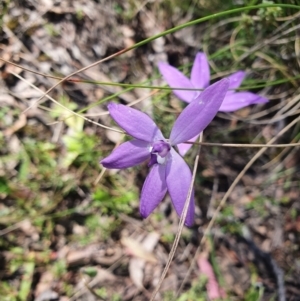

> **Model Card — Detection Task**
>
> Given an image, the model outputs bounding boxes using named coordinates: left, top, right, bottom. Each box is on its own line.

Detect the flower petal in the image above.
left=177, top=134, right=199, bottom=157
left=108, top=103, right=164, bottom=142
left=219, top=92, right=267, bottom=112
left=158, top=62, right=196, bottom=103
left=101, top=140, right=150, bottom=169
left=166, top=149, right=195, bottom=226
left=170, top=78, right=229, bottom=145
left=227, top=71, right=246, bottom=94
left=140, top=164, right=167, bottom=218
left=190, top=52, right=210, bottom=90
left=251, top=95, right=269, bottom=104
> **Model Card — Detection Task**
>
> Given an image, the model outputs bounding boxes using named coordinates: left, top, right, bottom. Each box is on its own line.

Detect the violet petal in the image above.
left=101, top=140, right=150, bottom=169
left=140, top=164, right=167, bottom=218
left=166, top=148, right=195, bottom=226
left=158, top=62, right=196, bottom=103
left=177, top=134, right=199, bottom=157
left=108, top=103, right=164, bottom=142
left=251, top=95, right=269, bottom=104
left=227, top=71, right=246, bottom=94
left=190, top=52, right=210, bottom=90
left=219, top=91, right=267, bottom=112
left=170, top=78, right=229, bottom=145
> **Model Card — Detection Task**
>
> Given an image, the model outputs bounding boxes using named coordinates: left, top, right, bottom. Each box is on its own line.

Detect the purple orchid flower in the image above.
left=101, top=78, right=229, bottom=226
left=158, top=52, right=268, bottom=156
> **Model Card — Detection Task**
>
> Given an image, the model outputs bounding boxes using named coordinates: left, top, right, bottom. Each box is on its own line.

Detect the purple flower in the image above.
left=158, top=52, right=268, bottom=156
left=101, top=79, right=229, bottom=226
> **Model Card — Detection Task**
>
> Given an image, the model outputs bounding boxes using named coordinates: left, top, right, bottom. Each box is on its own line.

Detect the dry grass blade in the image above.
left=177, top=114, right=300, bottom=296
left=190, top=141, right=300, bottom=148
left=22, top=47, right=130, bottom=114
left=149, top=133, right=203, bottom=300
left=10, top=72, right=124, bottom=134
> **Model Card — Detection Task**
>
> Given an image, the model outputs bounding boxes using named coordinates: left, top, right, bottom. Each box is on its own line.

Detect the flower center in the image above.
left=148, top=140, right=171, bottom=166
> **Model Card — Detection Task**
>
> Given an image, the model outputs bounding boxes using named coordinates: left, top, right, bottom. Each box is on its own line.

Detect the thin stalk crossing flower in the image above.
left=101, top=79, right=229, bottom=226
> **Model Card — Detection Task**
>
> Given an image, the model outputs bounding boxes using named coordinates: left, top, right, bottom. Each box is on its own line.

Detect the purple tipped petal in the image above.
left=108, top=103, right=164, bottom=142
left=158, top=62, right=196, bottom=103
left=166, top=149, right=195, bottom=226
left=190, top=52, right=210, bottom=90
left=177, top=134, right=199, bottom=157
left=251, top=95, right=269, bottom=104
left=170, top=78, right=229, bottom=145
left=219, top=92, right=267, bottom=112
left=101, top=140, right=150, bottom=169
left=227, top=71, right=246, bottom=94
left=140, top=164, right=167, bottom=218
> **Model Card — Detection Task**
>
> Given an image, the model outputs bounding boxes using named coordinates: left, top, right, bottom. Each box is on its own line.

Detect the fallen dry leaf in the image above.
left=121, top=233, right=159, bottom=264
left=122, top=232, right=159, bottom=290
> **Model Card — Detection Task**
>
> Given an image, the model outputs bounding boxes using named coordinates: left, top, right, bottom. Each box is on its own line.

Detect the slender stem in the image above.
left=150, top=132, right=203, bottom=300
left=11, top=72, right=124, bottom=134
left=20, top=4, right=300, bottom=114
left=177, top=114, right=300, bottom=296
left=187, top=141, right=300, bottom=148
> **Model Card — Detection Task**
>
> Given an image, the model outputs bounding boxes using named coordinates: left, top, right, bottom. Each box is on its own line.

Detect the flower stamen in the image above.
left=148, top=140, right=171, bottom=166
